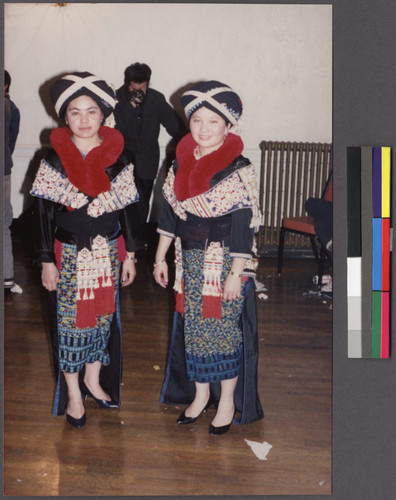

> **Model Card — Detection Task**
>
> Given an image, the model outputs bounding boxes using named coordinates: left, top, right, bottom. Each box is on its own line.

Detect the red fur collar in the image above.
left=174, top=132, right=244, bottom=201
left=50, top=126, right=124, bottom=197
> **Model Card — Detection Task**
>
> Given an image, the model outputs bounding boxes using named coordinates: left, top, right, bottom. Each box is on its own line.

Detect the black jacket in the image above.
left=114, top=86, right=183, bottom=179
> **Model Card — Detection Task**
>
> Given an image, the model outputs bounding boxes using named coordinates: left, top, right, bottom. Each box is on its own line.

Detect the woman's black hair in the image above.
left=124, top=63, right=152, bottom=85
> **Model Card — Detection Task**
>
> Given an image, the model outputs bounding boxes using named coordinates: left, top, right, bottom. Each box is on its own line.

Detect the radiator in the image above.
left=257, top=141, right=332, bottom=252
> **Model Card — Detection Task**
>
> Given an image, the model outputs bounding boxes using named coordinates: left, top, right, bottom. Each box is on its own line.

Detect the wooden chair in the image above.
left=277, top=172, right=332, bottom=286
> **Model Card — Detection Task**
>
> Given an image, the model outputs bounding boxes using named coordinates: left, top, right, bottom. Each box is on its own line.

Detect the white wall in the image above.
left=4, top=2, right=332, bottom=217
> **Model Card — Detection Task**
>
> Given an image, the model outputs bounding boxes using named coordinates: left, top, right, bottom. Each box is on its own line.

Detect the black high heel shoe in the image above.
left=80, top=381, right=118, bottom=409
left=209, top=409, right=236, bottom=435
left=66, top=411, right=86, bottom=429
left=177, top=399, right=211, bottom=425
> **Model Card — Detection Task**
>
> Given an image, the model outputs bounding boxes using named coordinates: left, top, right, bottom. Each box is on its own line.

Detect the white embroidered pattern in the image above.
left=174, top=237, right=183, bottom=294
left=30, top=160, right=138, bottom=217
left=30, top=160, right=89, bottom=209
left=163, top=163, right=261, bottom=223
left=88, top=164, right=139, bottom=217
left=202, top=241, right=224, bottom=298
left=162, top=168, right=188, bottom=220
left=238, top=165, right=263, bottom=231
left=76, top=235, right=113, bottom=301
left=181, top=171, right=250, bottom=218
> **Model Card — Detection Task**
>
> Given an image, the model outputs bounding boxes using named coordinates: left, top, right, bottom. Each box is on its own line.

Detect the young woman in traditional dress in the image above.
left=31, top=72, right=139, bottom=428
left=153, top=81, right=263, bottom=435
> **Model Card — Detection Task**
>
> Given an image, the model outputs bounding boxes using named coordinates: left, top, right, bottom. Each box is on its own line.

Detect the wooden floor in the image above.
left=3, top=239, right=332, bottom=496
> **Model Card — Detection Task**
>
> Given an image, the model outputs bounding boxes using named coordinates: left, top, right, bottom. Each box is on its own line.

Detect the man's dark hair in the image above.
left=124, top=63, right=152, bottom=85
left=4, top=70, right=11, bottom=91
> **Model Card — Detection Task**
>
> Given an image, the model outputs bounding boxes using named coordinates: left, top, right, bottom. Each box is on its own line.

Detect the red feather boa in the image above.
left=50, top=126, right=124, bottom=198
left=174, top=132, right=244, bottom=201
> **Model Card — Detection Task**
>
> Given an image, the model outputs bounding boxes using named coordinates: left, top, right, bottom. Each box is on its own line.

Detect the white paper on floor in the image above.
left=254, top=278, right=267, bottom=292
left=258, top=293, right=268, bottom=300
left=244, top=439, right=272, bottom=460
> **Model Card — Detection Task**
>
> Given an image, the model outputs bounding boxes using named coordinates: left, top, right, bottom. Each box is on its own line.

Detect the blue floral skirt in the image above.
left=56, top=240, right=120, bottom=373
left=182, top=248, right=246, bottom=383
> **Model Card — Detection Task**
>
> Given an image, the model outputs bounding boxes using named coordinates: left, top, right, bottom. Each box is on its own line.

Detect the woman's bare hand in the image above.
left=41, top=262, right=60, bottom=291
left=223, top=273, right=242, bottom=301
left=153, top=261, right=169, bottom=288
left=121, top=258, right=136, bottom=287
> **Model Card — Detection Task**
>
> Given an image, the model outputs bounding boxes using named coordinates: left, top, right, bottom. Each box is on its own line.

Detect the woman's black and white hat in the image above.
left=181, top=80, right=243, bottom=126
left=50, top=71, right=117, bottom=120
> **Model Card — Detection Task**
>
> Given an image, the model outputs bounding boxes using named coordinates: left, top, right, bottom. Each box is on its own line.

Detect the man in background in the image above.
left=4, top=70, right=21, bottom=293
left=114, top=62, right=184, bottom=254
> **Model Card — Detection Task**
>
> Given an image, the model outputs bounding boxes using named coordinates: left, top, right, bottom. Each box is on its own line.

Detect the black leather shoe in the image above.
left=81, top=381, right=118, bottom=409
left=177, top=401, right=210, bottom=425
left=66, top=411, right=86, bottom=429
left=209, top=410, right=235, bottom=435
left=209, top=421, right=232, bottom=435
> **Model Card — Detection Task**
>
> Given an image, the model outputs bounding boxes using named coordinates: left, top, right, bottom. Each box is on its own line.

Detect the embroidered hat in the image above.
left=50, top=71, right=117, bottom=120
left=181, top=80, right=243, bottom=125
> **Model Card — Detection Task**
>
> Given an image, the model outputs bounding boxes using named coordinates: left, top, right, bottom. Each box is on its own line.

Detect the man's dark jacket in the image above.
left=114, top=86, right=183, bottom=179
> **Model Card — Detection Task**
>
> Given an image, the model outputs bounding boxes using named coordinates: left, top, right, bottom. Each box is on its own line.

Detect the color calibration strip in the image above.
left=347, top=146, right=392, bottom=358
